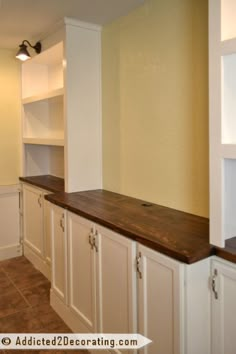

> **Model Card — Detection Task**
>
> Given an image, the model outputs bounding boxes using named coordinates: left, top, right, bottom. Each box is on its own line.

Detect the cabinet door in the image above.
left=96, top=224, right=137, bottom=349
left=23, top=184, right=44, bottom=257
left=51, top=204, right=67, bottom=303
left=212, top=258, right=236, bottom=354
left=137, top=244, right=183, bottom=354
left=68, top=212, right=97, bottom=332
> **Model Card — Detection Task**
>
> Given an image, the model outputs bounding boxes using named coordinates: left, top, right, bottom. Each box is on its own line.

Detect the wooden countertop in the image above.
left=215, top=237, right=236, bottom=263
left=19, top=175, right=64, bottom=194
left=45, top=189, right=213, bottom=264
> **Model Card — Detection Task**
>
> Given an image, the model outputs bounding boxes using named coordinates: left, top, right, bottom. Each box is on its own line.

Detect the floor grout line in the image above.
left=1, top=268, right=34, bottom=309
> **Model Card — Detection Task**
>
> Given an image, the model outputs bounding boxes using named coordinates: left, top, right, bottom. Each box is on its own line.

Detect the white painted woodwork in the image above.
left=22, top=88, right=64, bottom=104
left=0, top=185, right=22, bottom=261
left=63, top=22, right=102, bottom=192
left=221, top=0, right=236, bottom=40
left=96, top=224, right=137, bottom=353
left=50, top=206, right=212, bottom=354
left=223, top=159, right=236, bottom=240
left=221, top=144, right=236, bottom=158
left=222, top=53, right=236, bottom=144
left=209, top=0, right=224, bottom=247
left=23, top=184, right=44, bottom=257
left=23, top=95, right=64, bottom=141
left=21, top=19, right=102, bottom=192
left=24, top=145, right=64, bottom=178
left=184, top=258, right=211, bottom=354
left=22, top=183, right=51, bottom=279
left=50, top=204, right=68, bottom=303
left=67, top=212, right=97, bottom=332
left=212, top=257, right=236, bottom=354
left=208, top=0, right=236, bottom=247
left=137, top=243, right=184, bottom=354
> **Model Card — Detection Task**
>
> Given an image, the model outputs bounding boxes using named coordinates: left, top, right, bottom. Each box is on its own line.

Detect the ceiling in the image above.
left=0, top=0, right=144, bottom=49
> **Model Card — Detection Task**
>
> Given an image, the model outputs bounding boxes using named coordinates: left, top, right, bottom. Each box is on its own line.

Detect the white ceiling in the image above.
left=0, top=0, right=144, bottom=49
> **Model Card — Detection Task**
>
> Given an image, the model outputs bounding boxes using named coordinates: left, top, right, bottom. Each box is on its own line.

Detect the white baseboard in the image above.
left=0, top=243, right=22, bottom=261
left=24, top=243, right=51, bottom=280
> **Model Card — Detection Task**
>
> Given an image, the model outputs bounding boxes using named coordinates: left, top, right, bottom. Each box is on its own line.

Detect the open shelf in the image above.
left=22, top=42, right=63, bottom=99
left=24, top=144, right=64, bottom=178
left=221, top=38, right=236, bottom=55
left=22, top=88, right=64, bottom=105
left=221, top=144, right=236, bottom=158
left=23, top=138, right=64, bottom=146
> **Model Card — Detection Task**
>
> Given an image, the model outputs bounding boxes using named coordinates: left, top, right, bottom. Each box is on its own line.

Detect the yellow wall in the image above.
left=0, top=49, right=21, bottom=185
left=102, top=0, right=209, bottom=217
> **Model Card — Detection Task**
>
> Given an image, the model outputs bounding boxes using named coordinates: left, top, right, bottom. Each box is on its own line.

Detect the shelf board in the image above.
left=221, top=38, right=236, bottom=55
left=22, top=88, right=64, bottom=104
left=23, top=137, right=64, bottom=146
left=221, top=144, right=236, bottom=158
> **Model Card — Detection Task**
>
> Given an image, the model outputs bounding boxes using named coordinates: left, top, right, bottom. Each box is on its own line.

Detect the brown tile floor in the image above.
left=0, top=256, right=87, bottom=353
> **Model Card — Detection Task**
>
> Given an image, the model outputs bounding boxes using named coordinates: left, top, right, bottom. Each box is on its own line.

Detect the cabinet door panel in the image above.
left=51, top=204, right=67, bottom=303
left=23, top=184, right=43, bottom=256
left=68, top=213, right=97, bottom=332
left=97, top=225, right=137, bottom=337
left=212, top=259, right=236, bottom=354
left=138, top=244, right=183, bottom=354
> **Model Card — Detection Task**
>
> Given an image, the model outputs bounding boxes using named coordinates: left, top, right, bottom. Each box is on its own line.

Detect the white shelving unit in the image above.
left=209, top=0, right=236, bottom=247
left=21, top=18, right=102, bottom=193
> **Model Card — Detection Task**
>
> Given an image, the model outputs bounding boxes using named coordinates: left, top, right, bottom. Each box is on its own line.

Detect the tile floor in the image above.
left=0, top=256, right=87, bottom=353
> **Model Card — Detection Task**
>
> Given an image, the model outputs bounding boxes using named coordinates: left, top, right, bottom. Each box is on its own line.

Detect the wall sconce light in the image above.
left=16, top=40, right=42, bottom=61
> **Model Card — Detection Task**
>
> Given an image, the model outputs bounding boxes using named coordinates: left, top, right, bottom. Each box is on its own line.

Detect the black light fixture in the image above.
left=16, top=40, right=42, bottom=61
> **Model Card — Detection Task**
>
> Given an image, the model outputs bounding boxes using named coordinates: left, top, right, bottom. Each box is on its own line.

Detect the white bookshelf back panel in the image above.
left=24, top=145, right=50, bottom=176
left=222, top=53, right=236, bottom=143
left=50, top=146, right=64, bottom=178
left=221, top=0, right=236, bottom=40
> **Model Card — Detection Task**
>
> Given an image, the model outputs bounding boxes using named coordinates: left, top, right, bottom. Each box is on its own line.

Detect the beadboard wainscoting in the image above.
left=0, top=184, right=22, bottom=260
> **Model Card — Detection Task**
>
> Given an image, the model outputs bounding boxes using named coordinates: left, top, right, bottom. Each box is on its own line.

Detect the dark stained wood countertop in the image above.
left=19, top=175, right=64, bottom=194
left=45, top=189, right=214, bottom=264
left=215, top=237, right=236, bottom=264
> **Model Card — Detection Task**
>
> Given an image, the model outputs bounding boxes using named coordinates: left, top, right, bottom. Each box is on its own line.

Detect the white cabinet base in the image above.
left=24, top=243, right=51, bottom=280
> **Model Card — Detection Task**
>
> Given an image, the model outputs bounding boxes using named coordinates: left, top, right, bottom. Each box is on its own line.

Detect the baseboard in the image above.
left=0, top=243, right=22, bottom=261
left=24, top=243, right=51, bottom=280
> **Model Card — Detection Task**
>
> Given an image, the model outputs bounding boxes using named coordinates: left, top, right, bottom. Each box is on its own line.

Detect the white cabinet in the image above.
left=21, top=18, right=102, bottom=193
left=51, top=204, right=68, bottom=303
left=22, top=183, right=51, bottom=279
left=211, top=257, right=236, bottom=354
left=137, top=244, right=184, bottom=354
left=66, top=212, right=137, bottom=344
left=50, top=207, right=211, bottom=354
left=23, top=183, right=44, bottom=257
